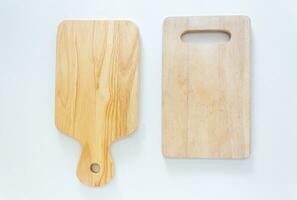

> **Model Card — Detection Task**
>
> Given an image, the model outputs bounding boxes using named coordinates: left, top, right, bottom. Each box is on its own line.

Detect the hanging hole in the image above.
left=181, top=30, right=231, bottom=44
left=90, top=163, right=100, bottom=173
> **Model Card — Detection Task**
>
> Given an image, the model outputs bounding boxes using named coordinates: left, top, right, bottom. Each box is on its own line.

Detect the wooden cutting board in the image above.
left=162, top=16, right=250, bottom=159
left=55, top=20, right=139, bottom=186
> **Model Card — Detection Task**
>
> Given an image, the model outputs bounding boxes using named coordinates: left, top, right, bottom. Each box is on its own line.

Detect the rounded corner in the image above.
left=162, top=149, right=169, bottom=158
left=162, top=145, right=172, bottom=158
left=124, top=20, right=139, bottom=31
left=242, top=152, right=251, bottom=159
left=240, top=15, right=251, bottom=24
left=54, top=117, right=62, bottom=133
left=163, top=17, right=174, bottom=27
left=57, top=20, right=68, bottom=30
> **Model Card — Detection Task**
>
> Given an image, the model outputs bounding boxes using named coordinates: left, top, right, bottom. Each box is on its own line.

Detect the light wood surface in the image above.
left=162, top=16, right=250, bottom=159
left=55, top=20, right=139, bottom=186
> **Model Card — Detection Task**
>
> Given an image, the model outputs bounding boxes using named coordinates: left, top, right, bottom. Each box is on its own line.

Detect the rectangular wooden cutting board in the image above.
left=162, top=16, right=250, bottom=159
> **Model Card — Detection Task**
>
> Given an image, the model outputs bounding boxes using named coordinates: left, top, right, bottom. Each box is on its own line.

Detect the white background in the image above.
left=1, top=0, right=297, bottom=199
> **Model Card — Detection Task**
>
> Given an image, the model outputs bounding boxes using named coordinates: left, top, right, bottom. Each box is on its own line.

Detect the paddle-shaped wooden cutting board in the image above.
left=55, top=20, right=139, bottom=186
left=163, top=16, right=250, bottom=159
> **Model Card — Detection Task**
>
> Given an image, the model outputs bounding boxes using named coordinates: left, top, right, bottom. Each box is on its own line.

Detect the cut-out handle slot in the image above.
left=181, top=30, right=231, bottom=44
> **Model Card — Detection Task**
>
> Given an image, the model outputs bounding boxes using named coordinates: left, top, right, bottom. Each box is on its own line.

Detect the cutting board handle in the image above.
left=76, top=143, right=113, bottom=186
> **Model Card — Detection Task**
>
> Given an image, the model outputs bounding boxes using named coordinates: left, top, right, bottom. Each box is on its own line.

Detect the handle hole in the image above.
left=90, top=163, right=100, bottom=173
left=181, top=30, right=231, bottom=44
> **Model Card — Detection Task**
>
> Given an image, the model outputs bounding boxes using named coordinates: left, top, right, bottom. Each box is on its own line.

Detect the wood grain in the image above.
left=162, top=16, right=250, bottom=159
left=55, top=20, right=139, bottom=186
